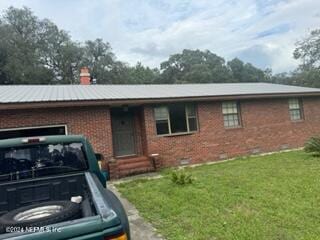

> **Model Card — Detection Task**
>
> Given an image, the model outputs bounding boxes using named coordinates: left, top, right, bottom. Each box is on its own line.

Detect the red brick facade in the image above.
left=144, top=97, right=320, bottom=167
left=0, top=106, right=113, bottom=160
left=1, top=96, right=320, bottom=178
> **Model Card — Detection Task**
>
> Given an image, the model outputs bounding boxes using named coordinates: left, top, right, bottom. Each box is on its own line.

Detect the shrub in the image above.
left=171, top=169, right=194, bottom=185
left=305, top=136, right=320, bottom=156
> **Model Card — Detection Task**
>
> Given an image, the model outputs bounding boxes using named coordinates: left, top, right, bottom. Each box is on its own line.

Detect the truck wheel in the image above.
left=0, top=201, right=81, bottom=233
left=104, top=190, right=131, bottom=240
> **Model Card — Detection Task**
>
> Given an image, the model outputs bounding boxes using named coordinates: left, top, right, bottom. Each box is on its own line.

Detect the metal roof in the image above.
left=0, top=83, right=320, bottom=104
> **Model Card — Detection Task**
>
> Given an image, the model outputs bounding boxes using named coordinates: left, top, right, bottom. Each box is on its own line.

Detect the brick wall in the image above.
left=0, top=106, right=113, bottom=159
left=143, top=97, right=320, bottom=167
left=1, top=96, right=320, bottom=177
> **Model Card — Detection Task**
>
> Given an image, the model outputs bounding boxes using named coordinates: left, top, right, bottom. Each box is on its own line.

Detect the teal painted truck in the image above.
left=0, top=135, right=130, bottom=240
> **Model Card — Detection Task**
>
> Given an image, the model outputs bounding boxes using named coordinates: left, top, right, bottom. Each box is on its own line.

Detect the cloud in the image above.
left=255, top=23, right=291, bottom=39
left=237, top=45, right=274, bottom=69
left=1, top=0, right=320, bottom=73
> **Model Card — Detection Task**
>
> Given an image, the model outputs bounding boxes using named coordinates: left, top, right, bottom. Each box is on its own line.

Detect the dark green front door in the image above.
left=112, top=112, right=136, bottom=157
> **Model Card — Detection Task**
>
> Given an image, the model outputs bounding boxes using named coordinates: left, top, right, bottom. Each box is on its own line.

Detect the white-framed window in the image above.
left=222, top=101, right=241, bottom=128
left=154, top=104, right=198, bottom=135
left=289, top=98, right=303, bottom=121
left=0, top=125, right=67, bottom=140
left=154, top=106, right=170, bottom=135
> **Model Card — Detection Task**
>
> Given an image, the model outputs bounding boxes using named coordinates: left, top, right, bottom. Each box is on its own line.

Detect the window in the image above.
left=222, top=101, right=241, bottom=128
left=154, top=104, right=198, bottom=135
left=154, top=106, right=170, bottom=135
left=0, top=142, right=87, bottom=182
left=0, top=125, right=67, bottom=140
left=289, top=98, right=303, bottom=121
left=186, top=105, right=197, bottom=132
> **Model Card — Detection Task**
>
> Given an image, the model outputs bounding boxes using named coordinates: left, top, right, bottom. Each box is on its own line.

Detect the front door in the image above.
left=112, top=111, right=136, bottom=157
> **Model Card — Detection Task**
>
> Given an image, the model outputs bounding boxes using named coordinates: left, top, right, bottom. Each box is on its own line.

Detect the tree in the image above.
left=80, top=40, right=160, bottom=84
left=0, top=7, right=55, bottom=84
left=37, top=19, right=83, bottom=84
left=81, top=39, right=115, bottom=84
left=227, top=58, right=268, bottom=82
left=158, top=50, right=269, bottom=84
left=0, top=6, right=291, bottom=86
left=0, top=7, right=85, bottom=84
left=227, top=58, right=245, bottom=82
left=159, top=49, right=233, bottom=84
left=291, top=29, right=320, bottom=88
left=294, top=29, right=320, bottom=71
left=125, top=62, right=159, bottom=84
left=0, top=33, right=10, bottom=84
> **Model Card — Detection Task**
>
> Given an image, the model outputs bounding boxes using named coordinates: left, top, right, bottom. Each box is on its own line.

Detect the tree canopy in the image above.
left=0, top=7, right=129, bottom=84
left=0, top=6, right=319, bottom=88
left=159, top=49, right=232, bottom=83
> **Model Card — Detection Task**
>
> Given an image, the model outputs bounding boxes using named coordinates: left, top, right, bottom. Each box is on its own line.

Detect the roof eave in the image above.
left=1, top=92, right=320, bottom=110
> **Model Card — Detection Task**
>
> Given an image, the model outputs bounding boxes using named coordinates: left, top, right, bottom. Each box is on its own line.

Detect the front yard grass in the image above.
left=117, top=151, right=320, bottom=240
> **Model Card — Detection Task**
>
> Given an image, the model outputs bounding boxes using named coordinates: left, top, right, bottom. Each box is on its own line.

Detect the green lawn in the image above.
left=117, top=151, right=320, bottom=240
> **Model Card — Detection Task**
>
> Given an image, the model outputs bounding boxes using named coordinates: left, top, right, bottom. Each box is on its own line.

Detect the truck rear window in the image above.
left=0, top=142, right=87, bottom=182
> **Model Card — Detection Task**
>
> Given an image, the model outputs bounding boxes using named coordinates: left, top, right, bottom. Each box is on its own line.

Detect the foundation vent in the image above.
left=180, top=158, right=191, bottom=165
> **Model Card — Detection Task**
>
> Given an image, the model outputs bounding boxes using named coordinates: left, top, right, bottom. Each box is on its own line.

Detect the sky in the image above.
left=0, top=0, right=320, bottom=73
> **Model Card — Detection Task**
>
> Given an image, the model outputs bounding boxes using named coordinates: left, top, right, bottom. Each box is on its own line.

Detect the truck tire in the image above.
left=0, top=201, right=81, bottom=233
left=104, top=189, right=131, bottom=240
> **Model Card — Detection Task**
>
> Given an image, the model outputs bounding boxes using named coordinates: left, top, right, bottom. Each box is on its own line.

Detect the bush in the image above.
left=305, top=136, right=320, bottom=156
left=171, top=169, right=194, bottom=185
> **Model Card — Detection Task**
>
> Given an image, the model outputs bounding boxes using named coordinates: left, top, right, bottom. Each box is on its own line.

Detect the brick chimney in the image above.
left=80, top=67, right=91, bottom=85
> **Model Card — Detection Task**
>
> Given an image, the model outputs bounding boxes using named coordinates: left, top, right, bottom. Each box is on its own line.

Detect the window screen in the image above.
left=289, top=98, right=303, bottom=121
left=154, top=107, right=170, bottom=135
left=186, top=105, right=197, bottom=132
left=222, top=101, right=241, bottom=128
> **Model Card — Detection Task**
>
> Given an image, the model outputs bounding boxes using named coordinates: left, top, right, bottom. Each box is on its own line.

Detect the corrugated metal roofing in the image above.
left=0, top=83, right=320, bottom=104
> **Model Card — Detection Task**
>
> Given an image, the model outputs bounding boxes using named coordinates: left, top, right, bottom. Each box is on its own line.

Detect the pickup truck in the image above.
left=0, top=135, right=130, bottom=240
